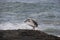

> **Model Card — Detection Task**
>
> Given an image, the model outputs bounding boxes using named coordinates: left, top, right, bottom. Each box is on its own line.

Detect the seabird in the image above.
left=24, top=18, right=38, bottom=30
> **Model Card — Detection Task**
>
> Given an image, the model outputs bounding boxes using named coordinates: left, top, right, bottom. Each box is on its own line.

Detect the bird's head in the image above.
left=24, top=18, right=32, bottom=23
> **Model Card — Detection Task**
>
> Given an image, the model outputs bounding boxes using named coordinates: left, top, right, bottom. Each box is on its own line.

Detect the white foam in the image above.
left=57, top=35, right=60, bottom=37
left=0, top=22, right=34, bottom=30
left=0, top=22, right=58, bottom=30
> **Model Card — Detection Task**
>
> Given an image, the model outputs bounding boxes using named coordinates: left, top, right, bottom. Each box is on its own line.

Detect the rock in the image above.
left=0, top=29, right=60, bottom=40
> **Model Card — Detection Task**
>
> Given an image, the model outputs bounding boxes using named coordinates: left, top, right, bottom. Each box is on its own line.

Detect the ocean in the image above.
left=0, top=1, right=60, bottom=37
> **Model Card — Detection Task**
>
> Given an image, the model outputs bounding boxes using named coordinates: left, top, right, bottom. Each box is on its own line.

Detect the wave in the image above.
left=0, top=22, right=60, bottom=30
left=0, top=22, right=34, bottom=30
left=0, top=2, right=60, bottom=13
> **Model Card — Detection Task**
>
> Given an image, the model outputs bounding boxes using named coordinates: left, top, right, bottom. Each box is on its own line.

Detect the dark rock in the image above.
left=0, top=29, right=60, bottom=40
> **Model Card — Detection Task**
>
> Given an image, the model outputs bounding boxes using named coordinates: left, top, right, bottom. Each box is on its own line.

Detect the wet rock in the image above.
left=0, top=29, right=60, bottom=40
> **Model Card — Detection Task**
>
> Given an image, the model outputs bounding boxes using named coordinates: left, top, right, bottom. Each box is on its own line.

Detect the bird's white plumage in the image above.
left=24, top=18, right=38, bottom=30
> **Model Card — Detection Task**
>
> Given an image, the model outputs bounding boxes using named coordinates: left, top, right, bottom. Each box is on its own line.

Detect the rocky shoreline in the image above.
left=0, top=29, right=60, bottom=40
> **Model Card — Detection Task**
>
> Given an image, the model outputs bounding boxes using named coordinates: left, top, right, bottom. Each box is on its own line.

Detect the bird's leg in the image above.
left=33, top=27, right=35, bottom=30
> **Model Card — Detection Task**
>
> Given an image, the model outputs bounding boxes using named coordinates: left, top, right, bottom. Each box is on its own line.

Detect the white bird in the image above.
left=24, top=18, right=38, bottom=30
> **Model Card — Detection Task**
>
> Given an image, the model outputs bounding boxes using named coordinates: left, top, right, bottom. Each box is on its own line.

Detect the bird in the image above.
left=24, top=18, right=38, bottom=30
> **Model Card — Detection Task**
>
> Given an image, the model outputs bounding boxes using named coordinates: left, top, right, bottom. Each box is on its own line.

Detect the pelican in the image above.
left=24, top=18, right=38, bottom=30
